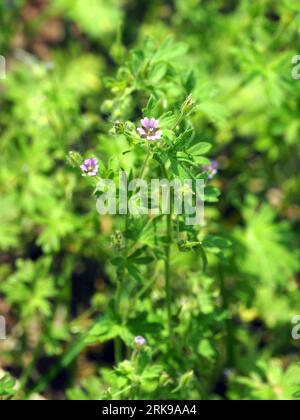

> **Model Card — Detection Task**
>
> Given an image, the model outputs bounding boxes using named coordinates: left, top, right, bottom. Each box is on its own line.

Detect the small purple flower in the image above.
left=134, top=336, right=147, bottom=348
left=80, top=157, right=99, bottom=177
left=204, top=160, right=218, bottom=180
left=137, top=117, right=162, bottom=141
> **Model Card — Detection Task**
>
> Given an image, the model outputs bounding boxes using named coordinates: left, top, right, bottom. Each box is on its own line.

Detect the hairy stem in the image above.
left=114, top=275, right=123, bottom=365
left=165, top=211, right=172, bottom=341
left=160, top=160, right=173, bottom=342
left=139, top=143, right=151, bottom=179
left=219, top=264, right=235, bottom=367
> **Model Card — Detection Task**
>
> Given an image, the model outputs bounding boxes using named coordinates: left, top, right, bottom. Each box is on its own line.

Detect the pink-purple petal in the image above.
left=141, top=117, right=150, bottom=128
left=154, top=130, right=162, bottom=139
left=137, top=127, right=146, bottom=135
left=149, top=118, right=159, bottom=129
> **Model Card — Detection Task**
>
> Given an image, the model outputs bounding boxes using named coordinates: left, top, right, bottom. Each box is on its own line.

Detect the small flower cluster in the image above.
left=79, top=118, right=218, bottom=183
left=80, top=118, right=162, bottom=177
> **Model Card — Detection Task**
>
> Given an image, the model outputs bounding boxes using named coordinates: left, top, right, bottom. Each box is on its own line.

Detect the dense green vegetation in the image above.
left=0, top=0, right=300, bottom=400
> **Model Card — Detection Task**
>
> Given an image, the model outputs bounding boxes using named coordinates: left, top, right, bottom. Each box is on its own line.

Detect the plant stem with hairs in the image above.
left=139, top=143, right=151, bottom=179
left=165, top=211, right=172, bottom=341
left=159, top=159, right=173, bottom=341
left=114, top=271, right=123, bottom=365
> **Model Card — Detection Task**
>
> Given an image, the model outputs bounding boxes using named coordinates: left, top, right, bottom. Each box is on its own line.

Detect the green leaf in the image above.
left=55, top=0, right=123, bottom=39
left=128, top=246, right=148, bottom=260
left=148, top=63, right=168, bottom=84
left=203, top=235, right=232, bottom=250
left=133, top=257, right=155, bottom=265
left=198, top=339, right=216, bottom=361
left=193, top=156, right=211, bottom=166
left=85, top=317, right=124, bottom=344
left=127, top=263, right=144, bottom=283
left=237, top=199, right=300, bottom=288
left=0, top=373, right=16, bottom=397
left=188, top=142, right=212, bottom=155
left=143, top=95, right=160, bottom=117
left=204, top=186, right=221, bottom=202
left=184, top=70, right=197, bottom=93
left=111, top=257, right=126, bottom=267
left=127, top=313, right=162, bottom=336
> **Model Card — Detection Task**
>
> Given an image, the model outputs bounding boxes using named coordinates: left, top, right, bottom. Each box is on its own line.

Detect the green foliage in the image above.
left=1, top=258, right=56, bottom=319
left=0, top=372, right=17, bottom=400
left=237, top=198, right=299, bottom=286
left=0, top=0, right=299, bottom=401
left=53, top=0, right=124, bottom=40
left=228, top=359, right=300, bottom=400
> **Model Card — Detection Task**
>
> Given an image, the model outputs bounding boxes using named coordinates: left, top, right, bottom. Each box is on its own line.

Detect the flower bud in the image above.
left=113, top=120, right=127, bottom=135
left=101, top=100, right=114, bottom=114
left=181, top=94, right=196, bottom=116
left=110, top=231, right=125, bottom=250
left=67, top=151, right=83, bottom=168
left=134, top=336, right=147, bottom=348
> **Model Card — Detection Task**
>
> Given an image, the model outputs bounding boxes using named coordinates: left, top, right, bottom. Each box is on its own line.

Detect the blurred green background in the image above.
left=0, top=0, right=300, bottom=400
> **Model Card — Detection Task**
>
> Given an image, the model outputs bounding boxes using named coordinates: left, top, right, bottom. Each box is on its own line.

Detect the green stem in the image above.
left=172, top=112, right=184, bottom=130
left=165, top=212, right=172, bottom=341
left=24, top=314, right=97, bottom=399
left=159, top=160, right=173, bottom=342
left=219, top=265, right=234, bottom=367
left=139, top=144, right=151, bottom=179
left=18, top=338, right=43, bottom=395
left=114, top=276, right=122, bottom=365
left=114, top=337, right=122, bottom=366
